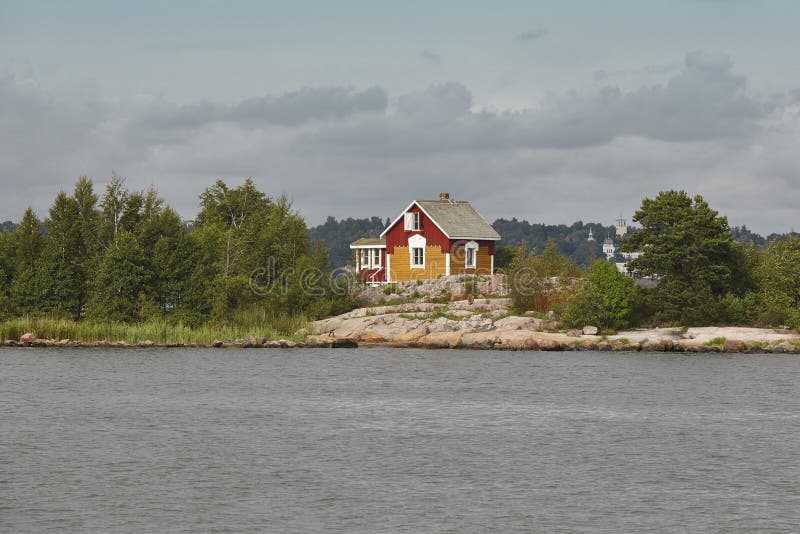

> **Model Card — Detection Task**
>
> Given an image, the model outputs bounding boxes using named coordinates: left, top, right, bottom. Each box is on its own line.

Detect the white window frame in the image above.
left=404, top=212, right=420, bottom=231
left=465, top=240, right=478, bottom=269
left=408, top=234, right=426, bottom=269
left=360, top=249, right=368, bottom=270
left=372, top=248, right=381, bottom=268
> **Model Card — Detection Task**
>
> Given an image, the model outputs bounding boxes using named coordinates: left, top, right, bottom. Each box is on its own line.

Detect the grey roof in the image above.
left=416, top=200, right=501, bottom=240
left=603, top=237, right=615, bottom=245
left=350, top=237, right=386, bottom=248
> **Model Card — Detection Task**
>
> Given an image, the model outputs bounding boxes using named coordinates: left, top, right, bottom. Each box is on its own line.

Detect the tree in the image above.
left=36, top=191, right=84, bottom=318
left=86, top=231, right=153, bottom=322
left=622, top=190, right=742, bottom=324
left=753, top=235, right=800, bottom=327
left=563, top=260, right=637, bottom=331
left=508, top=239, right=581, bottom=315
left=9, top=207, right=44, bottom=313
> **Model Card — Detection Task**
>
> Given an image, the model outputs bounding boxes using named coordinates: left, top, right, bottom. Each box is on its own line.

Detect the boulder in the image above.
left=538, top=338, right=562, bottom=351
left=493, top=316, right=542, bottom=331
left=392, top=325, right=429, bottom=344
left=357, top=331, right=387, bottom=344
left=212, top=340, right=224, bottom=348
left=566, top=330, right=582, bottom=338
left=770, top=341, right=797, bottom=354
left=305, top=335, right=358, bottom=348
left=419, top=331, right=463, bottom=349
left=460, top=331, right=499, bottom=349
left=523, top=338, right=540, bottom=350
left=582, top=326, right=599, bottom=336
left=20, top=332, right=36, bottom=345
left=723, top=339, right=747, bottom=353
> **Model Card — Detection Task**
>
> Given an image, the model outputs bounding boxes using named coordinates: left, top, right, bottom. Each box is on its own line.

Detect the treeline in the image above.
left=507, top=190, right=800, bottom=331
left=308, top=216, right=389, bottom=271
left=0, top=176, right=356, bottom=328
left=308, top=215, right=791, bottom=271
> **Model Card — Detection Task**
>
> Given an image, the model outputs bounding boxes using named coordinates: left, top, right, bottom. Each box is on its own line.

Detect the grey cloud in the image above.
left=304, top=51, right=764, bottom=156
left=517, top=29, right=546, bottom=41
left=136, top=86, right=389, bottom=134
left=421, top=50, right=441, bottom=63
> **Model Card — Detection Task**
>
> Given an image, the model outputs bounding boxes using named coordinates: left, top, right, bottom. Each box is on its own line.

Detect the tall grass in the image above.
left=0, top=313, right=311, bottom=345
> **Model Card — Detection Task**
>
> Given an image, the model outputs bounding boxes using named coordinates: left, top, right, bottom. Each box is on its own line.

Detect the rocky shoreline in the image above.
left=5, top=297, right=800, bottom=353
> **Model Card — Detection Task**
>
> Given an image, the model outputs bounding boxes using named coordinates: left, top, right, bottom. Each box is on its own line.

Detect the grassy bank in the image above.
left=0, top=313, right=310, bottom=345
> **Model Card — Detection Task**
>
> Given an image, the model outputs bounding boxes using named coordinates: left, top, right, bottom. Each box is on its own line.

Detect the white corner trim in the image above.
left=490, top=254, right=494, bottom=275
left=445, top=252, right=451, bottom=276
left=386, top=254, right=391, bottom=282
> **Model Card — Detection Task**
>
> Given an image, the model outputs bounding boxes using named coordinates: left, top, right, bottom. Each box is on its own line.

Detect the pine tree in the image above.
left=9, top=208, right=44, bottom=313
left=37, top=192, right=83, bottom=318
left=86, top=231, right=153, bottom=322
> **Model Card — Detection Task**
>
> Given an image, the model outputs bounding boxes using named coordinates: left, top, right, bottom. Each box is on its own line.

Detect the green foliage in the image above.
left=752, top=235, right=800, bottom=328
left=705, top=336, right=726, bottom=347
left=384, top=283, right=398, bottom=295
left=563, top=260, right=637, bottom=331
left=508, top=239, right=581, bottom=314
left=623, top=190, right=743, bottom=325
left=86, top=231, right=153, bottom=322
left=0, top=314, right=309, bottom=345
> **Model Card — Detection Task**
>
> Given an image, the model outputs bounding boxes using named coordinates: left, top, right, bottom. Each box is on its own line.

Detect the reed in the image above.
left=0, top=313, right=310, bottom=345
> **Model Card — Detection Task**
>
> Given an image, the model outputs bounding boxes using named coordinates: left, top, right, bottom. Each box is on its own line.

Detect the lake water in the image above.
left=2, top=348, right=800, bottom=533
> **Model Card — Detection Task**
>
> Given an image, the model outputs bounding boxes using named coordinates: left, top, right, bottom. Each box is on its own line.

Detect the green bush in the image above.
left=562, top=260, right=636, bottom=331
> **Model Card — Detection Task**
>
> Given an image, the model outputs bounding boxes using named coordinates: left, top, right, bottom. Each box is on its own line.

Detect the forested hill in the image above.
left=308, top=216, right=787, bottom=270
left=307, top=216, right=617, bottom=268
left=492, top=218, right=614, bottom=266
left=308, top=216, right=389, bottom=270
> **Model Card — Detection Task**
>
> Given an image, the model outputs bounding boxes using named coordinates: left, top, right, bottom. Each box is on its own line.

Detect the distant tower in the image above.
left=615, top=215, right=627, bottom=237
left=587, top=227, right=595, bottom=241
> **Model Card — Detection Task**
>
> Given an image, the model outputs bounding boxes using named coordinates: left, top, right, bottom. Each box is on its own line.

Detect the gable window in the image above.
left=404, top=212, right=420, bottom=231
left=465, top=241, right=478, bottom=269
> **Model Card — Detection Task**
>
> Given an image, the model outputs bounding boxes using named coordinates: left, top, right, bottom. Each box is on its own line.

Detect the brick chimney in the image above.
left=439, top=192, right=450, bottom=201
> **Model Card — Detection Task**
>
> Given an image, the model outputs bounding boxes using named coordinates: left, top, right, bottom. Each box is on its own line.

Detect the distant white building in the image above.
left=602, top=237, right=616, bottom=259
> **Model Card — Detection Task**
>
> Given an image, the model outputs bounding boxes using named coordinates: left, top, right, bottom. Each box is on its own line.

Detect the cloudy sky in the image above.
left=2, top=0, right=800, bottom=234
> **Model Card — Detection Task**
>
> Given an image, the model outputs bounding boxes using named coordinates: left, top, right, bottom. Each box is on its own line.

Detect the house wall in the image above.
left=387, top=246, right=448, bottom=282
left=449, top=244, right=493, bottom=276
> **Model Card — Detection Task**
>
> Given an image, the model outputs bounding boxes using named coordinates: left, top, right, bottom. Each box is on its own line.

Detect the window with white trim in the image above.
left=404, top=212, right=420, bottom=231
left=408, top=234, right=426, bottom=269
left=465, top=241, right=478, bottom=269
left=412, top=247, right=424, bottom=267
left=372, top=248, right=381, bottom=268
left=360, top=249, right=368, bottom=270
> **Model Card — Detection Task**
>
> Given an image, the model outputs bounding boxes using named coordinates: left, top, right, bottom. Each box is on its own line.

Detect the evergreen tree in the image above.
left=9, top=208, right=44, bottom=313
left=86, top=231, right=153, bottom=322
left=36, top=192, right=84, bottom=318
left=623, top=190, right=742, bottom=325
